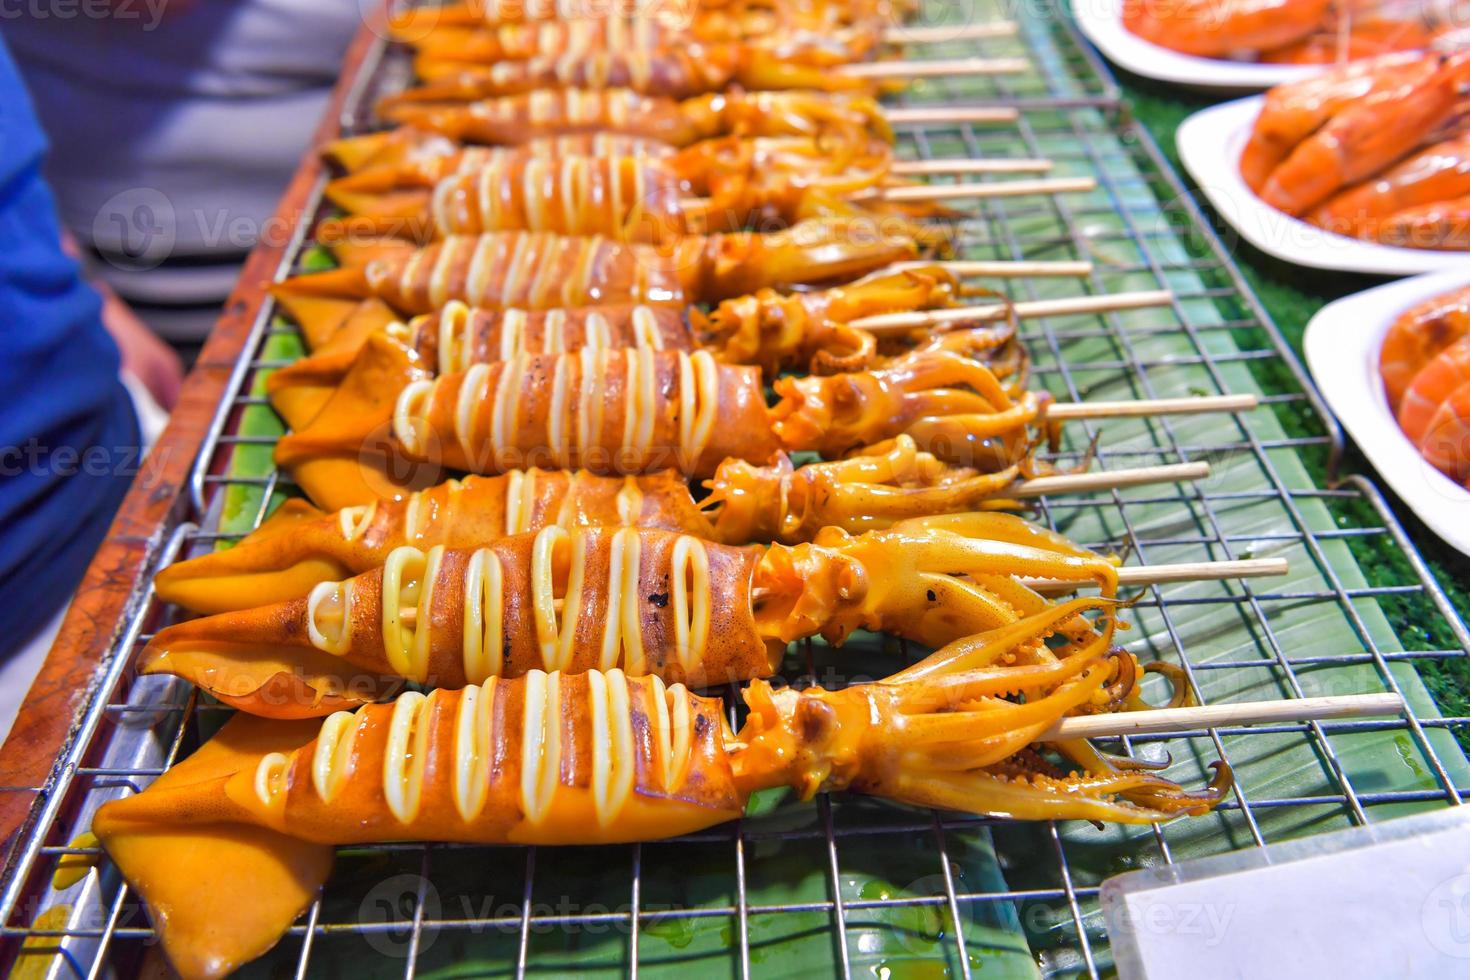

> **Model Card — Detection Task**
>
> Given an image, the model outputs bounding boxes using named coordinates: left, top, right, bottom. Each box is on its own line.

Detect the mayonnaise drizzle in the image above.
left=400, top=350, right=721, bottom=473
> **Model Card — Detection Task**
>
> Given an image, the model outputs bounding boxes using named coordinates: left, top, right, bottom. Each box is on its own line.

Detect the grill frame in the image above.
left=2, top=4, right=1468, bottom=978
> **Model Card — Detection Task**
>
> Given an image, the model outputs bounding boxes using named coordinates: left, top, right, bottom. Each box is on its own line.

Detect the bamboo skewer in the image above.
left=840, top=56, right=1030, bottom=79
left=910, top=259, right=1094, bottom=277
left=889, top=158, right=1053, bottom=176
left=885, top=106, right=1019, bottom=125
left=1008, top=461, right=1210, bottom=498
left=681, top=175, right=1093, bottom=212
left=1044, top=693, right=1406, bottom=741
left=1020, top=557, right=1288, bottom=594
left=854, top=176, right=1095, bottom=202
left=850, top=289, right=1175, bottom=332
left=883, top=21, right=1019, bottom=43
left=1046, top=393, right=1259, bottom=420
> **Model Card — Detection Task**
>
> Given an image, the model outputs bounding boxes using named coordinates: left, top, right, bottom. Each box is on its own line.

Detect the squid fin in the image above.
left=316, top=127, right=441, bottom=171
left=154, top=499, right=349, bottom=615
left=317, top=212, right=431, bottom=246
left=274, top=333, right=440, bottom=511
left=138, top=603, right=396, bottom=719
left=324, top=179, right=435, bottom=222
left=92, top=714, right=334, bottom=980
left=271, top=269, right=374, bottom=350
left=267, top=300, right=399, bottom=431
left=329, top=235, right=419, bottom=270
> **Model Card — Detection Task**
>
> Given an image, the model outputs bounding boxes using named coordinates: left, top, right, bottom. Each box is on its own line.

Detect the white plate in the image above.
left=1073, top=0, right=1318, bottom=91
left=1178, top=97, right=1470, bottom=276
left=1303, top=269, right=1470, bottom=557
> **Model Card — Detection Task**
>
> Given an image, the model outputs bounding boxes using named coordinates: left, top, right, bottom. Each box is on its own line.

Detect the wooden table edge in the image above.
left=0, top=16, right=385, bottom=856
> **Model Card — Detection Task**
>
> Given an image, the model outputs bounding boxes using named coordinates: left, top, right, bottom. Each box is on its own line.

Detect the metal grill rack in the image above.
left=5, top=2, right=1470, bottom=977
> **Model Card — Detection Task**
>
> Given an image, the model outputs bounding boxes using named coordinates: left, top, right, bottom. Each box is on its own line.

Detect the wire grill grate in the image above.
left=3, top=2, right=1470, bottom=978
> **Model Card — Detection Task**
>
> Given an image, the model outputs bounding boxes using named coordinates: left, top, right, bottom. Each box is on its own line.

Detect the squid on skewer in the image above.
left=376, top=88, right=893, bottom=152
left=319, top=141, right=935, bottom=245
left=322, top=129, right=669, bottom=179
left=405, top=16, right=884, bottom=81
left=381, top=38, right=881, bottom=103
left=271, top=219, right=920, bottom=349
left=156, top=436, right=1043, bottom=614
left=270, top=335, right=1043, bottom=506
left=324, top=130, right=899, bottom=223
left=95, top=600, right=1231, bottom=980
left=389, top=0, right=908, bottom=35
left=266, top=266, right=1016, bottom=427
left=139, top=513, right=1118, bottom=713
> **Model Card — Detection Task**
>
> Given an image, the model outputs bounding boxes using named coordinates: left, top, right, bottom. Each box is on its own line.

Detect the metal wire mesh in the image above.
left=3, top=3, right=1470, bottom=978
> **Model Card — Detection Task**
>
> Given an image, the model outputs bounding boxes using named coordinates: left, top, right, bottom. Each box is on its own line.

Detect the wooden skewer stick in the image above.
left=883, top=21, right=1019, bottom=44
left=1008, top=461, right=1210, bottom=498
left=885, top=106, right=1019, bottom=125
left=682, top=176, right=1093, bottom=212
left=854, top=176, right=1095, bottom=202
left=1043, top=692, right=1406, bottom=741
left=899, top=259, right=1092, bottom=277
left=849, top=289, right=1174, bottom=332
left=1019, top=557, right=1288, bottom=594
left=1047, top=393, right=1259, bottom=420
left=889, top=158, right=1053, bottom=176
left=840, top=56, right=1030, bottom=79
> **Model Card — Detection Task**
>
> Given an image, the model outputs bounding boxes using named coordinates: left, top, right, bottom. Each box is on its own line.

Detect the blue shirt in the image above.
left=0, top=36, right=140, bottom=655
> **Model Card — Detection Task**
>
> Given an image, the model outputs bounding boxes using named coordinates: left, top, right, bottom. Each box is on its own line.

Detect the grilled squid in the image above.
left=138, top=513, right=1119, bottom=715
left=389, top=0, right=902, bottom=38
left=270, top=334, right=1043, bottom=504
left=322, top=129, right=670, bottom=183
left=400, top=11, right=884, bottom=78
left=155, top=439, right=1046, bottom=615
left=270, top=219, right=918, bottom=348
left=317, top=147, right=923, bottom=245
left=265, top=266, right=1010, bottom=429
left=376, top=88, right=893, bottom=151
left=95, top=599, right=1231, bottom=980
left=382, top=41, right=875, bottom=104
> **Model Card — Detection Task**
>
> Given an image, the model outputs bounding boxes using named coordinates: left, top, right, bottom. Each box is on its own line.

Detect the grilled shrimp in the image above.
left=1379, top=282, right=1470, bottom=409
left=1238, top=51, right=1440, bottom=193
left=1257, top=53, right=1470, bottom=217
left=1307, top=133, right=1470, bottom=240
left=1122, top=0, right=1331, bottom=58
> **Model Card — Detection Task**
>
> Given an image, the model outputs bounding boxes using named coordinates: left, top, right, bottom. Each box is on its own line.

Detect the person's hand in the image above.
left=99, top=288, right=184, bottom=411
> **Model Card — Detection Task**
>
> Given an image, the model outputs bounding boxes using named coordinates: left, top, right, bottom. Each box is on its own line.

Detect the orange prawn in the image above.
left=1259, top=16, right=1432, bottom=64
left=1377, top=194, right=1470, bottom=250
left=1239, top=51, right=1440, bottom=193
left=1379, top=283, right=1470, bottom=410
left=1420, top=379, right=1470, bottom=482
left=1397, top=334, right=1470, bottom=450
left=1307, top=133, right=1470, bottom=240
left=1122, top=0, right=1331, bottom=58
left=1258, top=53, right=1470, bottom=217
